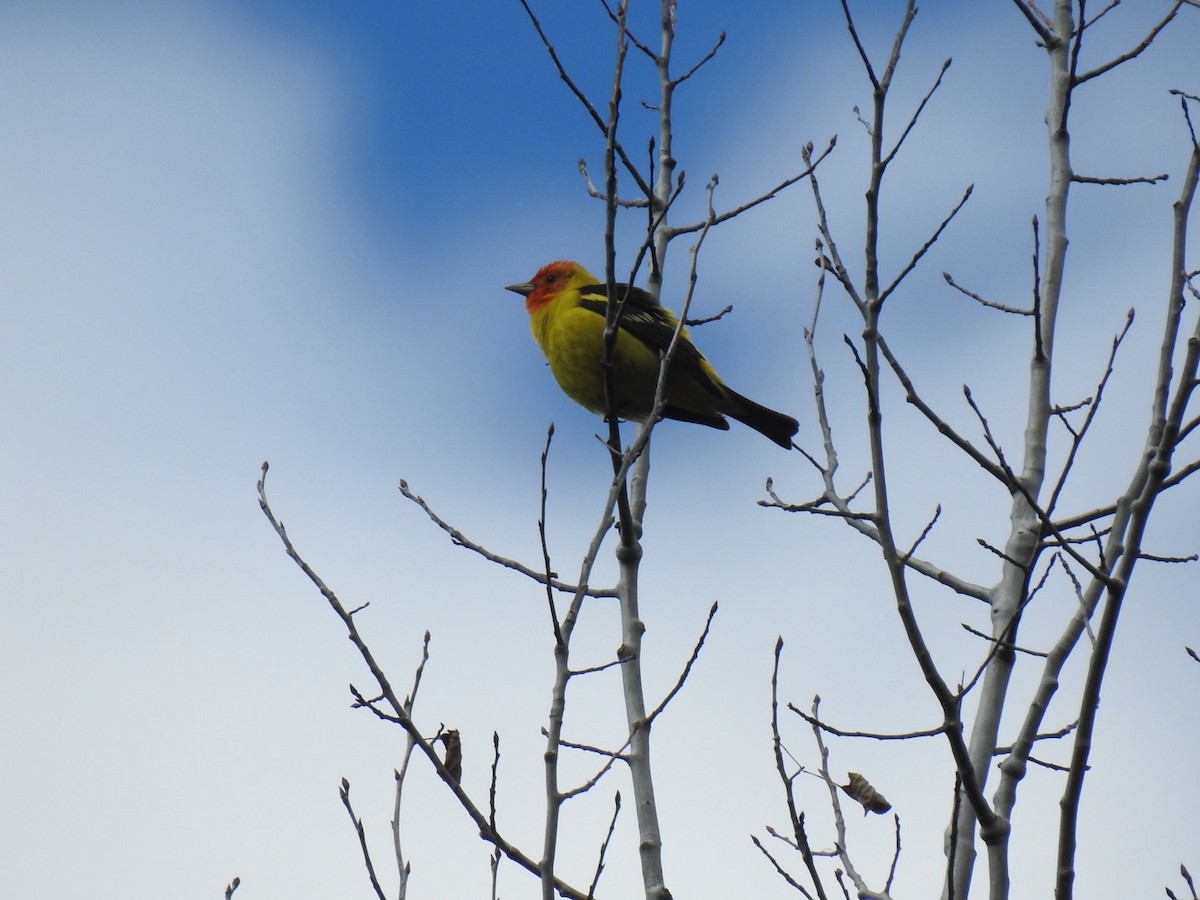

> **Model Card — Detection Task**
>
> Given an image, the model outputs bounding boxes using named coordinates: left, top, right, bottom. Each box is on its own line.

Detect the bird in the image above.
left=505, top=261, right=798, bottom=448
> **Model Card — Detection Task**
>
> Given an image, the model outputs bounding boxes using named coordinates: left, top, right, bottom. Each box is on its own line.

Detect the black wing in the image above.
left=576, top=282, right=724, bottom=400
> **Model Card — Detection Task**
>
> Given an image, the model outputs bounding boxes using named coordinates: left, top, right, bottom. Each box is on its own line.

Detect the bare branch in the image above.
left=1079, top=0, right=1120, bottom=33
left=879, top=184, right=974, bottom=304
left=1059, top=555, right=1099, bottom=647
left=1165, top=457, right=1200, bottom=489
left=1074, top=1, right=1184, bottom=85
left=873, top=336, right=1009, bottom=484
left=671, top=31, right=726, bottom=87
left=943, top=271, right=1033, bottom=315
left=578, top=157, right=649, bottom=207
left=1044, top=525, right=1113, bottom=546
left=1139, top=551, right=1199, bottom=564
left=963, top=384, right=1114, bottom=581
left=1179, top=415, right=1200, bottom=444
left=1175, top=90, right=1200, bottom=148
left=789, top=702, right=944, bottom=741
left=340, top=779, right=388, bottom=900
left=881, top=58, right=952, bottom=171
left=838, top=0, right=880, bottom=89
left=751, top=835, right=817, bottom=899
left=489, top=732, right=500, bottom=832
left=516, top=0, right=653, bottom=199
left=554, top=735, right=633, bottom=802
left=764, top=309, right=992, bottom=603
left=393, top=631, right=432, bottom=897
left=555, top=735, right=627, bottom=763
left=806, top=145, right=867, bottom=313
left=961, top=622, right=1049, bottom=658
left=259, top=464, right=593, bottom=900
left=646, top=601, right=718, bottom=725
left=996, top=721, right=1078, bottom=751
left=1010, top=0, right=1055, bottom=45
left=885, top=815, right=902, bottom=894
left=902, top=505, right=941, bottom=563
left=537, top=424, right=564, bottom=645
left=1072, top=171, right=1169, bottom=186
left=683, top=304, right=733, bottom=326
left=878, top=0, right=918, bottom=91
left=803, top=251, right=847, bottom=473
left=1051, top=397, right=1094, bottom=436
left=958, top=550, right=1053, bottom=695
left=810, top=696, right=869, bottom=896
left=588, top=793, right=622, bottom=899
left=670, top=136, right=837, bottom=237
left=770, top=642, right=831, bottom=900
left=1057, top=126, right=1200, bottom=893
left=398, top=479, right=616, bottom=598
left=569, top=657, right=625, bottom=677
left=598, top=0, right=656, bottom=60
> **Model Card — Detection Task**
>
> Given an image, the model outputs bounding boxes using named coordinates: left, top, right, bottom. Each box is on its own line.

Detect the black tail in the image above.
left=726, top=390, right=798, bottom=449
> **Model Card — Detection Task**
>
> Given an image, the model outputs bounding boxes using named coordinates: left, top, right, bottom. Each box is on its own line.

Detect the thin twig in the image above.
left=961, top=622, right=1048, bottom=658
left=645, top=602, right=718, bottom=725
left=587, top=793, right=622, bottom=899
left=943, top=271, right=1033, bottom=315
left=885, top=815, right=902, bottom=894
left=399, top=479, right=616, bottom=598
left=838, top=0, right=880, bottom=88
left=1072, top=171, right=1169, bottom=186
left=770, top=641, right=830, bottom=900
left=671, top=31, right=726, bottom=87
left=880, top=185, right=973, bottom=304
left=1073, top=1, right=1184, bottom=84
left=789, top=703, right=943, bottom=741
left=489, top=732, right=501, bottom=832
left=516, top=0, right=653, bottom=199
left=881, top=58, right=953, bottom=171
left=538, top=424, right=565, bottom=645
left=751, top=835, right=816, bottom=899
left=903, top=505, right=941, bottom=563
left=259, top=463, right=592, bottom=900
left=393, top=631, right=432, bottom=899
left=340, top=779, right=388, bottom=900
left=669, top=137, right=837, bottom=237
left=810, top=696, right=867, bottom=896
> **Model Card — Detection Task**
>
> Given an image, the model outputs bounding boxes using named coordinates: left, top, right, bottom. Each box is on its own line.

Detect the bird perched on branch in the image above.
left=506, top=261, right=798, bottom=448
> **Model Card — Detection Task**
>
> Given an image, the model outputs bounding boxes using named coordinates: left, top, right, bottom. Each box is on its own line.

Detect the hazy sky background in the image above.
left=2, top=2, right=1197, bottom=898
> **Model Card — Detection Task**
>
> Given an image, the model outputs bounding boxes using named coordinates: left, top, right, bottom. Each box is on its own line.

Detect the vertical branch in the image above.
left=833, top=2, right=1012, bottom=896
left=615, top=0, right=670, bottom=886
left=648, top=0, right=678, bottom=290
left=1056, top=104, right=1200, bottom=900
left=392, top=631, right=432, bottom=900
left=534, top=7, right=642, bottom=893
left=598, top=3, right=670, bottom=898
left=540, top=620, right=568, bottom=895
left=769, top=643, right=830, bottom=900
left=601, top=0, right=637, bottom=538
left=947, top=3, right=1075, bottom=897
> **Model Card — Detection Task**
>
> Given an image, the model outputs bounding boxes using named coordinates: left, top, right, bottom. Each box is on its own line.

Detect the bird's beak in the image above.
left=505, top=281, right=534, bottom=297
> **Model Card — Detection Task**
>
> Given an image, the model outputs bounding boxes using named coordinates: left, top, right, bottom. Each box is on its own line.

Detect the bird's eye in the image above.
left=544, top=274, right=557, bottom=284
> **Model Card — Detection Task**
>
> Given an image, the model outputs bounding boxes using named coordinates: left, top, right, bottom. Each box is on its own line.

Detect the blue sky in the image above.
left=2, top=2, right=1197, bottom=898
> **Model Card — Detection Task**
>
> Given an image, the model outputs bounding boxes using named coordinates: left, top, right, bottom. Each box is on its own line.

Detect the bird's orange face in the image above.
left=514, top=260, right=580, bottom=313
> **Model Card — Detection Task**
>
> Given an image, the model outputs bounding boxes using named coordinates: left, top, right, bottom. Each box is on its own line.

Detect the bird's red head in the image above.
left=506, top=260, right=587, bottom=314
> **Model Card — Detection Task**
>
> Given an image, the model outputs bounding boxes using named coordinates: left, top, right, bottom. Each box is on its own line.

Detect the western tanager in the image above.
left=506, top=261, right=798, bottom=448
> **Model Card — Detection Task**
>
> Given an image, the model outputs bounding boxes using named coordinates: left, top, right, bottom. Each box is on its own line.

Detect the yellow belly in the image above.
left=532, top=304, right=659, bottom=418
left=531, top=302, right=727, bottom=424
